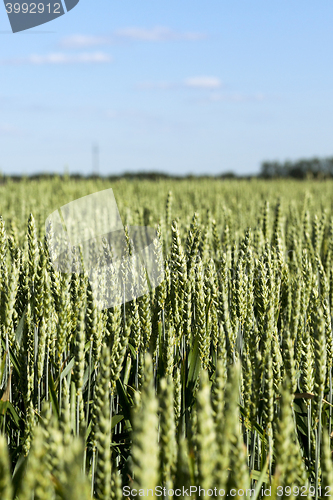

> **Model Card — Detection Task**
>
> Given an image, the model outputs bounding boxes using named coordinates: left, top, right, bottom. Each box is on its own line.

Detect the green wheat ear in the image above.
left=0, top=435, right=13, bottom=500
left=131, top=353, right=159, bottom=491
left=93, top=343, right=112, bottom=500
left=196, top=368, right=217, bottom=491
left=321, top=430, right=333, bottom=490
left=158, top=377, right=177, bottom=491
left=18, top=425, right=55, bottom=500
left=274, top=378, right=309, bottom=491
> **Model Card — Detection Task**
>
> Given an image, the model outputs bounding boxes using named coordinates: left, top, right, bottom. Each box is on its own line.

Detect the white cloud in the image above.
left=136, top=78, right=267, bottom=104
left=184, top=76, right=222, bottom=89
left=113, top=26, right=206, bottom=42
left=59, top=35, right=111, bottom=49
left=0, top=52, right=112, bottom=65
left=208, top=92, right=266, bottom=102
left=137, top=76, right=222, bottom=91
left=58, top=27, right=206, bottom=48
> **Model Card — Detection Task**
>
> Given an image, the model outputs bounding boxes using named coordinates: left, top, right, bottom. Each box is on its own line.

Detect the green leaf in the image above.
left=251, top=460, right=269, bottom=499
left=185, top=335, right=201, bottom=409
left=0, top=351, right=7, bottom=384
left=123, top=354, right=132, bottom=387
left=82, top=346, right=96, bottom=393
left=186, top=336, right=201, bottom=389
left=0, top=338, right=20, bottom=376
left=60, top=356, right=74, bottom=381
left=14, top=305, right=27, bottom=347
left=48, top=369, right=59, bottom=419
left=12, top=452, right=28, bottom=499
left=144, top=266, right=153, bottom=294
left=116, top=378, right=132, bottom=422
left=0, top=400, right=20, bottom=429
left=127, top=342, right=137, bottom=359
left=85, top=419, right=92, bottom=441
left=111, top=414, right=124, bottom=429
left=59, top=340, right=91, bottom=385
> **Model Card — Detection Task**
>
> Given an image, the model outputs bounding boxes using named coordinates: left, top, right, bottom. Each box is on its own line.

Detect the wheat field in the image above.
left=0, top=176, right=333, bottom=499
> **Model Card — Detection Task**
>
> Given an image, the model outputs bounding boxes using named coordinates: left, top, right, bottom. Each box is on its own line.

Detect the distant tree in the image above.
left=260, top=156, right=333, bottom=179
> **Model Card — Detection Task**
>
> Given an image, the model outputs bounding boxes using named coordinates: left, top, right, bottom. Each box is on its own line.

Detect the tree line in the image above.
left=260, top=156, right=333, bottom=179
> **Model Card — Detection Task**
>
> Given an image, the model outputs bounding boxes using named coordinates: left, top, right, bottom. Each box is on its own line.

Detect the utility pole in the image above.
left=93, top=143, right=99, bottom=177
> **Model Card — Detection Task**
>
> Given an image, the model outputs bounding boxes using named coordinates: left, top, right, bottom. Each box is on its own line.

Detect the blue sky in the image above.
left=1, top=1, right=333, bottom=176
